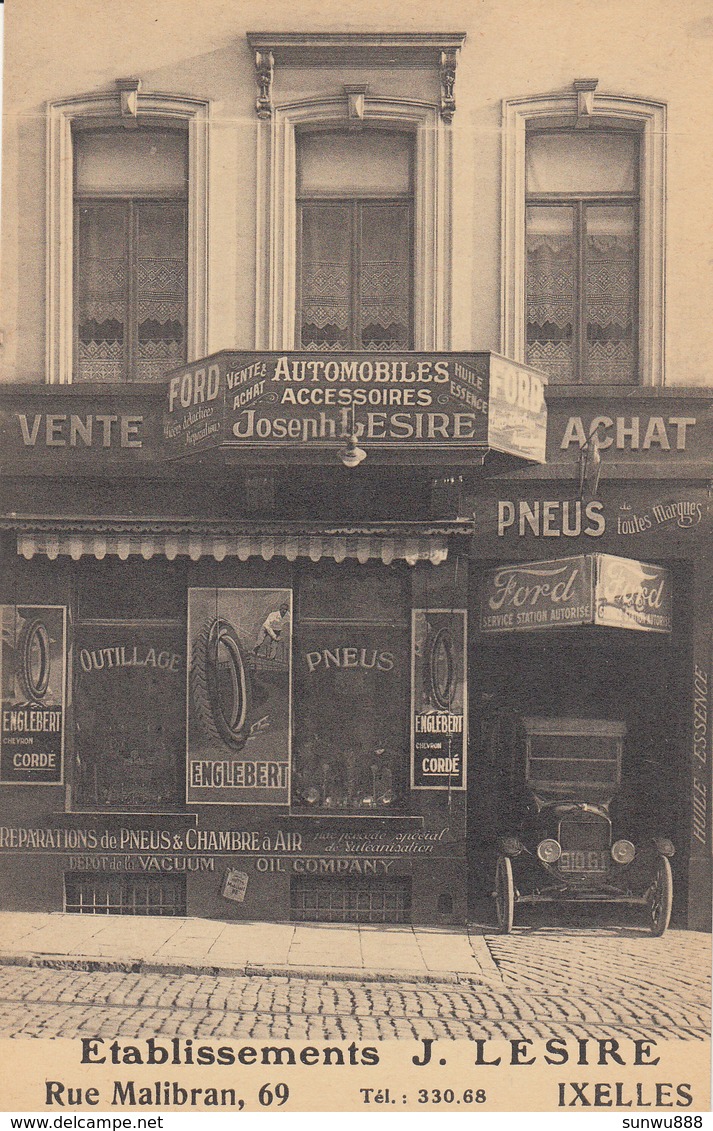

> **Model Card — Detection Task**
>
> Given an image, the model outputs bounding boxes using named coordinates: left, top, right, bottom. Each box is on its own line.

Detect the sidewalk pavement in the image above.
left=0, top=912, right=502, bottom=984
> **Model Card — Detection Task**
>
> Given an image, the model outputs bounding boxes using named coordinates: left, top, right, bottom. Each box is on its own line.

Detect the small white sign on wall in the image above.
left=221, top=869, right=249, bottom=903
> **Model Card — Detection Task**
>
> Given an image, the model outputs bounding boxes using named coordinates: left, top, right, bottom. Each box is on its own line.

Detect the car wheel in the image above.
left=191, top=618, right=252, bottom=751
left=494, top=855, right=515, bottom=934
left=648, top=855, right=673, bottom=937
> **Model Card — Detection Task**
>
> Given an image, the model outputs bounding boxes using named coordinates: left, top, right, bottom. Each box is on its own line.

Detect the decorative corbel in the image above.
left=255, top=51, right=274, bottom=119
left=116, top=79, right=142, bottom=128
left=440, top=50, right=458, bottom=123
left=344, top=84, right=368, bottom=130
left=574, top=78, right=598, bottom=128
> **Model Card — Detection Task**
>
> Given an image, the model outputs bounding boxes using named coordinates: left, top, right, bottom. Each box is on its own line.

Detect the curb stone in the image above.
left=0, top=952, right=501, bottom=986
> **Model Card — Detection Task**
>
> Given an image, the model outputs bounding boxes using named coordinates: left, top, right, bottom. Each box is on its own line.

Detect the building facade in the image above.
left=0, top=0, right=711, bottom=929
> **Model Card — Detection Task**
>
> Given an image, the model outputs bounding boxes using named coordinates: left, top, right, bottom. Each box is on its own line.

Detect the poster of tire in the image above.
left=410, top=608, right=467, bottom=790
left=0, top=605, right=66, bottom=785
left=186, top=588, right=292, bottom=804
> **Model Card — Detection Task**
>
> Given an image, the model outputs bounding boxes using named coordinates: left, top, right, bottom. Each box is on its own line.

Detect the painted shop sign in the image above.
left=15, top=413, right=143, bottom=449
left=480, top=555, right=672, bottom=635
left=692, top=664, right=709, bottom=849
left=593, top=555, right=672, bottom=633
left=0, top=389, right=162, bottom=472
left=469, top=487, right=710, bottom=545
left=0, top=825, right=455, bottom=856
left=311, top=829, right=453, bottom=854
left=559, top=415, right=696, bottom=452
left=255, top=857, right=398, bottom=875
left=615, top=499, right=705, bottom=535
left=496, top=500, right=605, bottom=539
left=481, top=558, right=592, bottom=632
left=546, top=396, right=713, bottom=464
left=163, top=351, right=548, bottom=464
left=0, top=605, right=66, bottom=785
left=410, top=610, right=467, bottom=790
left=67, top=855, right=217, bottom=873
left=186, top=588, right=292, bottom=805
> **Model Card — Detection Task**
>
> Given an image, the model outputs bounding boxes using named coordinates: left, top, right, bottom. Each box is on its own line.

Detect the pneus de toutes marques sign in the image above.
left=162, top=351, right=547, bottom=464
left=480, top=554, right=672, bottom=635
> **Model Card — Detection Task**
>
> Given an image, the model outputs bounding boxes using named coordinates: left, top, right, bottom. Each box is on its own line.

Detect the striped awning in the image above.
left=9, top=519, right=473, bottom=567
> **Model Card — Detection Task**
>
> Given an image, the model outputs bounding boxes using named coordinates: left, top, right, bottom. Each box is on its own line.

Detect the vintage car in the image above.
left=493, top=717, right=674, bottom=936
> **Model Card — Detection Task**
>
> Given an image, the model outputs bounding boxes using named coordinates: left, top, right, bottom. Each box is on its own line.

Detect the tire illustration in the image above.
left=428, top=626, right=456, bottom=710
left=17, top=618, right=51, bottom=701
left=494, top=855, right=515, bottom=933
left=648, top=855, right=673, bottom=937
left=191, top=618, right=252, bottom=751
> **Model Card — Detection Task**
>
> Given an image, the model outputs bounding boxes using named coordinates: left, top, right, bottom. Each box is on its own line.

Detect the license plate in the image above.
left=559, top=850, right=609, bottom=873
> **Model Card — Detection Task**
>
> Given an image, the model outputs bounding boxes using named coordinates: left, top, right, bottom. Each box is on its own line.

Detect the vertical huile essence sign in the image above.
left=411, top=610, right=467, bottom=790
left=0, top=606, right=66, bottom=784
left=480, top=555, right=672, bottom=634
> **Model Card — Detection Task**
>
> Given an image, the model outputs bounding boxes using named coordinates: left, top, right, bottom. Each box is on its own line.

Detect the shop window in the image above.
left=46, top=89, right=209, bottom=384
left=74, top=128, right=188, bottom=382
left=297, top=130, right=413, bottom=350
left=72, top=561, right=186, bottom=812
left=292, top=563, right=410, bottom=813
left=501, top=90, right=666, bottom=386
left=526, top=131, right=639, bottom=384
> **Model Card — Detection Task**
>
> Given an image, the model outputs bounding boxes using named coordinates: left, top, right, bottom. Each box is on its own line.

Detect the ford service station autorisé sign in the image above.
left=162, top=351, right=548, bottom=465
left=480, top=555, right=673, bottom=635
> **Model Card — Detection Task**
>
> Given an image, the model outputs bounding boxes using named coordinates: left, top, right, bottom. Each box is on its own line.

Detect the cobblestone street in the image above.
left=0, top=927, right=709, bottom=1043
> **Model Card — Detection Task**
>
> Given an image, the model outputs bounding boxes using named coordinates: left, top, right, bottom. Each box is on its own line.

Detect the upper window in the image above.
left=501, top=89, right=666, bottom=387
left=74, top=127, right=188, bottom=382
left=46, top=89, right=209, bottom=384
left=249, top=33, right=464, bottom=352
left=296, top=130, right=413, bottom=350
left=525, top=129, right=639, bottom=384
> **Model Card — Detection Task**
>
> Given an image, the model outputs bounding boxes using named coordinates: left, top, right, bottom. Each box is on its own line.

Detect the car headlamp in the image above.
left=537, top=838, right=562, bottom=864
left=501, top=837, right=523, bottom=857
left=611, top=839, right=636, bottom=864
left=654, top=838, right=675, bottom=857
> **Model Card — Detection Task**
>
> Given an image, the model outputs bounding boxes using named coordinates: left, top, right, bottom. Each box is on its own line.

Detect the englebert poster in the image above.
left=0, top=0, right=711, bottom=1126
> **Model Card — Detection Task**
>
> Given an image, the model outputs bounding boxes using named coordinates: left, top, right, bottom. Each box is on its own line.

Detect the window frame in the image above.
left=525, top=130, right=641, bottom=383
left=73, top=194, right=189, bottom=383
left=255, top=98, right=453, bottom=351
left=296, top=194, right=415, bottom=351
left=47, top=90, right=209, bottom=385
left=501, top=92, right=666, bottom=387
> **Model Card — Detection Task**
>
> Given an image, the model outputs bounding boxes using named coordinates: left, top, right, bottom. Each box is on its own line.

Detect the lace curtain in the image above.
left=76, top=201, right=187, bottom=382
left=526, top=202, right=636, bottom=384
left=299, top=201, right=412, bottom=351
